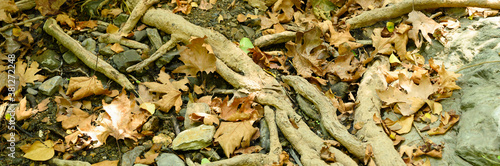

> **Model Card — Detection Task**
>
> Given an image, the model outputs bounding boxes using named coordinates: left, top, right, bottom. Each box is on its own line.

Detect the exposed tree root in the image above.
left=282, top=75, right=366, bottom=160
left=346, top=0, right=500, bottom=29
left=98, top=33, right=150, bottom=54
left=354, top=56, right=405, bottom=165
left=254, top=31, right=296, bottom=48
left=43, top=18, right=135, bottom=90
left=0, top=16, right=45, bottom=32
left=126, top=34, right=180, bottom=72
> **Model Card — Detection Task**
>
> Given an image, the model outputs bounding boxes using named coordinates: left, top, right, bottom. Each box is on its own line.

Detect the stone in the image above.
left=184, top=103, right=211, bottom=129
left=62, top=51, right=79, bottom=65
left=241, top=25, right=255, bottom=38
left=113, top=14, right=129, bottom=26
left=329, top=82, right=349, bottom=99
left=172, top=125, right=215, bottom=151
left=134, top=30, right=147, bottom=42
left=33, top=49, right=61, bottom=70
left=155, top=51, right=179, bottom=68
left=82, top=38, right=97, bottom=54
left=156, top=153, right=185, bottom=166
left=134, top=164, right=149, bottom=166
left=234, top=30, right=245, bottom=41
left=296, top=95, right=320, bottom=121
left=98, top=45, right=115, bottom=56
left=38, top=76, right=63, bottom=96
left=26, top=88, right=38, bottom=95
left=146, top=28, right=163, bottom=49
left=51, top=158, right=91, bottom=166
left=112, top=50, right=142, bottom=72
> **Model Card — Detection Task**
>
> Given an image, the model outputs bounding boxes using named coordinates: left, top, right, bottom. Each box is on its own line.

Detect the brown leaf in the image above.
left=0, top=0, right=19, bottom=23
left=219, top=94, right=260, bottom=123
left=189, top=112, right=220, bottom=126
left=328, top=23, right=363, bottom=54
left=172, top=0, right=192, bottom=14
left=286, top=27, right=329, bottom=78
left=56, top=14, right=75, bottom=28
left=214, top=121, right=259, bottom=157
left=56, top=107, right=94, bottom=129
left=91, top=160, right=119, bottom=166
left=16, top=60, right=46, bottom=87
left=110, top=43, right=124, bottom=53
left=172, top=37, right=216, bottom=76
left=23, top=140, right=55, bottom=161
left=199, top=0, right=213, bottom=10
left=405, top=11, right=443, bottom=48
left=237, top=14, right=247, bottom=22
left=66, top=76, right=109, bottom=100
left=106, top=24, right=120, bottom=34
left=325, top=53, right=366, bottom=82
left=143, top=68, right=183, bottom=112
left=76, top=20, right=98, bottom=30
left=428, top=111, right=459, bottom=135
left=234, top=145, right=263, bottom=154
left=35, top=0, right=66, bottom=16
left=16, top=97, right=32, bottom=121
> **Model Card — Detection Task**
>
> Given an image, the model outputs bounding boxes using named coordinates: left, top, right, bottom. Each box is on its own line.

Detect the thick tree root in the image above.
left=282, top=75, right=366, bottom=160
left=120, top=0, right=159, bottom=36
left=346, top=0, right=500, bottom=29
left=254, top=31, right=296, bottom=48
left=354, top=56, right=405, bottom=165
left=43, top=18, right=135, bottom=90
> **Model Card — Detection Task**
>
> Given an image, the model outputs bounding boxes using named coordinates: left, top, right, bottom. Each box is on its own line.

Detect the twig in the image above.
left=456, top=60, right=500, bottom=72
left=43, top=18, right=135, bottom=90
left=126, top=35, right=180, bottom=72
left=98, top=33, right=150, bottom=54
left=0, top=16, right=45, bottom=32
left=254, top=31, right=296, bottom=48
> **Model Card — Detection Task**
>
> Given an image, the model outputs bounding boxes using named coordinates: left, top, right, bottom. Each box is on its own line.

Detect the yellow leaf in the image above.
left=386, top=22, right=395, bottom=33
left=110, top=43, right=124, bottom=53
left=140, top=102, right=156, bottom=114
left=107, top=24, right=119, bottom=34
left=23, top=140, right=55, bottom=161
left=389, top=53, right=401, bottom=63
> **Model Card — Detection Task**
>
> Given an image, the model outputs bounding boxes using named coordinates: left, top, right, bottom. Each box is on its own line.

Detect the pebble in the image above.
left=156, top=153, right=185, bottom=166
left=34, top=49, right=61, bottom=70
left=112, top=50, right=142, bottom=72
left=82, top=38, right=97, bottom=54
left=38, top=76, right=63, bottom=96
left=26, top=87, right=38, bottom=95
left=172, top=125, right=215, bottom=151
left=98, top=45, right=115, bottom=56
left=51, top=158, right=91, bottom=166
left=241, top=25, right=255, bottom=38
left=62, top=51, right=79, bottom=65
left=146, top=28, right=163, bottom=49
left=113, top=14, right=129, bottom=26
left=134, top=30, right=148, bottom=42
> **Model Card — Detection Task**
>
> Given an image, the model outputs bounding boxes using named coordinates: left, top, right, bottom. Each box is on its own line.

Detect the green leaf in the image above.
left=239, top=37, right=254, bottom=54
left=497, top=155, right=500, bottom=160
left=201, top=158, right=211, bottom=164
left=386, top=22, right=395, bottom=33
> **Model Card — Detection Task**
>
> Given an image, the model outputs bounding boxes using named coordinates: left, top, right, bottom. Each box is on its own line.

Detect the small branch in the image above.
left=43, top=18, right=135, bottom=90
left=98, top=33, right=150, bottom=54
left=0, top=16, right=45, bottom=32
left=126, top=35, right=180, bottom=72
left=346, top=0, right=500, bottom=29
left=15, top=0, right=36, bottom=11
left=254, top=31, right=296, bottom=48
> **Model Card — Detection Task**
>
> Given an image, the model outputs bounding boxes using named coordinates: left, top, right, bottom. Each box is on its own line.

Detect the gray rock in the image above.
left=234, top=30, right=245, bottom=41
left=33, top=49, right=61, bottom=70
left=38, top=76, right=63, bottom=96
left=112, top=50, right=142, bottom=72
left=26, top=88, right=38, bottom=95
left=134, top=30, right=147, bottom=42
left=99, top=45, right=115, bottom=56
left=113, top=14, right=129, bottom=26
left=146, top=28, right=163, bottom=49
left=184, top=103, right=211, bottom=129
left=51, top=158, right=91, bottom=166
left=62, top=51, right=79, bottom=65
left=155, top=51, right=178, bottom=68
left=172, top=125, right=215, bottom=151
left=5, top=36, right=21, bottom=54
left=156, top=153, right=185, bottom=166
left=241, top=25, right=255, bottom=37
left=82, top=38, right=97, bottom=54
left=122, top=143, right=152, bottom=166
left=296, top=95, right=320, bottom=121
left=329, top=82, right=349, bottom=99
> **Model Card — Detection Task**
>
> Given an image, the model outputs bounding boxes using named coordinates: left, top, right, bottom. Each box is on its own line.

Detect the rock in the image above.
left=33, top=49, right=61, bottom=70
left=296, top=95, right=320, bottom=121
left=112, top=50, right=142, bottom=72
left=62, top=51, right=79, bottom=65
left=184, top=103, right=211, bottom=129
left=153, top=133, right=174, bottom=147
left=134, top=164, right=149, bottom=166
left=329, top=82, right=349, bottom=99
left=146, top=28, right=163, bottom=49
left=234, top=30, right=245, bottom=41
left=82, top=38, right=97, bottom=54
left=113, top=14, right=129, bottom=26
left=98, top=45, right=115, bottom=56
left=142, top=116, right=160, bottom=132
left=5, top=36, right=21, bottom=54
left=122, top=142, right=153, bottom=166
left=241, top=25, right=255, bottom=38
left=156, top=153, right=185, bottom=166
left=134, top=30, right=147, bottom=42
left=26, top=87, right=38, bottom=95
left=172, top=125, right=215, bottom=151
left=51, top=158, right=91, bottom=166
left=96, top=24, right=107, bottom=33
left=155, top=51, right=178, bottom=68
left=259, top=119, right=270, bottom=152
left=38, top=76, right=63, bottom=96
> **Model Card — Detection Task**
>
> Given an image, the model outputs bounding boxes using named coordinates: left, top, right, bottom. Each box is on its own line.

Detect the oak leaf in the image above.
left=0, top=0, right=19, bottom=23
left=214, top=121, right=259, bottom=157
left=66, top=76, right=109, bottom=100
left=55, top=14, right=75, bottom=28
left=325, top=53, right=366, bottom=82
left=172, top=37, right=216, bottom=76
left=35, top=0, right=66, bottom=16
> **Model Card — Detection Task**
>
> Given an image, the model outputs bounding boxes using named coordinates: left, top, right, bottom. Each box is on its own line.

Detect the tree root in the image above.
left=254, top=31, right=296, bottom=48
left=126, top=34, right=180, bottom=72
left=282, top=75, right=366, bottom=160
left=98, top=34, right=150, bottom=54
left=43, top=18, right=135, bottom=90
left=346, top=0, right=500, bottom=29
left=354, top=56, right=405, bottom=165
left=0, top=16, right=45, bottom=32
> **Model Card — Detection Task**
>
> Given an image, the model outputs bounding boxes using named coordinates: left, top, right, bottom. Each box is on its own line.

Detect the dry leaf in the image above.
left=91, top=160, right=119, bottom=166
left=199, top=0, right=213, bottom=10
left=214, top=121, right=259, bottom=157
left=23, top=140, right=54, bottom=161
left=405, top=11, right=443, bottom=48
left=56, top=13, right=75, bottom=28
left=218, top=94, right=260, bottom=123
left=110, top=43, right=124, bottom=53
left=0, top=0, right=19, bottom=23
left=76, top=20, right=98, bottom=30
left=428, top=111, right=459, bottom=135
left=16, top=97, right=32, bottom=121
left=286, top=27, right=328, bottom=78
left=237, top=14, right=247, bottom=22
left=173, top=0, right=192, bottom=14
left=16, top=60, right=46, bottom=87
left=107, top=24, right=120, bottom=34
left=66, top=76, right=109, bottom=100
left=142, top=68, right=183, bottom=112
left=234, top=145, right=263, bottom=154
left=173, top=37, right=216, bottom=76
left=35, top=0, right=66, bottom=16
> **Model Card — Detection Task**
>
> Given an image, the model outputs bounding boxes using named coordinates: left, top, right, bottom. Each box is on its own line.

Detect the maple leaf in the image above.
left=56, top=107, right=95, bottom=129
left=272, top=0, right=300, bottom=23
left=172, top=37, right=216, bottom=76
left=35, top=0, right=66, bottom=16
left=15, top=60, right=46, bottom=87
left=327, top=23, right=363, bottom=54
left=325, top=53, right=366, bottom=82
left=214, top=121, right=259, bottom=157
left=143, top=68, right=186, bottom=113
left=286, top=27, right=329, bottom=78
left=55, top=14, right=75, bottom=28
left=66, top=76, right=110, bottom=100
left=429, top=59, right=461, bottom=99
left=172, top=0, right=192, bottom=15
left=405, top=11, right=443, bottom=48
left=218, top=93, right=260, bottom=123
left=80, top=90, right=150, bottom=147
left=370, top=24, right=411, bottom=57
left=428, top=111, right=460, bottom=135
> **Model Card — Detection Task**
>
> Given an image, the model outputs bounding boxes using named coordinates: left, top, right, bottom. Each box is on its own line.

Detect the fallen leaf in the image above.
left=405, top=11, right=443, bottom=48
left=143, top=68, right=183, bottom=112
left=286, top=27, right=328, bottom=78
left=91, top=160, right=119, bottom=166
left=327, top=23, right=363, bottom=54
left=76, top=20, right=98, bottom=30
left=428, top=111, right=459, bottom=135
left=56, top=13, right=75, bottom=28
left=102, top=8, right=123, bottom=18
left=35, top=0, right=66, bottom=16
left=110, top=43, right=124, bottom=53
left=189, top=112, right=220, bottom=126
left=325, top=53, right=366, bottom=82
left=106, top=24, right=120, bottom=34
left=66, top=76, right=109, bottom=100
left=173, top=0, right=192, bottom=14
left=218, top=94, right=260, bottom=123
left=0, top=0, right=19, bottom=23
left=237, top=14, right=247, bottom=22
left=234, top=145, right=263, bottom=154
left=56, top=107, right=94, bottom=129
left=16, top=97, right=32, bottom=121
left=214, top=121, right=259, bottom=157
left=172, top=37, right=216, bottom=76
left=23, top=140, right=54, bottom=161
left=199, top=0, right=213, bottom=10
left=16, top=60, right=46, bottom=87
